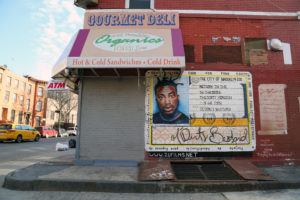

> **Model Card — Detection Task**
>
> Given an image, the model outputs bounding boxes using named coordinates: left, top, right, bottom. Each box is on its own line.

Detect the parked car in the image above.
left=0, top=122, right=40, bottom=143
left=67, top=127, right=77, bottom=136
left=58, top=128, right=69, bottom=137
left=35, top=126, right=58, bottom=138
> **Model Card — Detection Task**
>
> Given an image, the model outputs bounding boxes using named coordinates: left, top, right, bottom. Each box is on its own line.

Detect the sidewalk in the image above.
left=3, top=155, right=300, bottom=193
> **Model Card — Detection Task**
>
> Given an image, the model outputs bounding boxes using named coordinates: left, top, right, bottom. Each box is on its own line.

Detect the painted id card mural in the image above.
left=145, top=71, right=255, bottom=152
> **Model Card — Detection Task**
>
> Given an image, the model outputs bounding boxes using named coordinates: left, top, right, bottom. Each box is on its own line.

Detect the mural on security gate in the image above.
left=145, top=71, right=255, bottom=152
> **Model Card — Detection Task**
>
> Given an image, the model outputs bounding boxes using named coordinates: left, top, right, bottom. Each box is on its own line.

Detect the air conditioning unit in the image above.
left=74, top=0, right=98, bottom=9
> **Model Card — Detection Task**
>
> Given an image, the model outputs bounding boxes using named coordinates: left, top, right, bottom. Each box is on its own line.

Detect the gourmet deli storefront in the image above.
left=52, top=10, right=256, bottom=167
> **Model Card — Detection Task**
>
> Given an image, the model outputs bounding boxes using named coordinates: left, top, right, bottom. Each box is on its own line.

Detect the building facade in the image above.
left=46, top=89, right=78, bottom=128
left=52, top=0, right=300, bottom=165
left=0, top=65, right=48, bottom=127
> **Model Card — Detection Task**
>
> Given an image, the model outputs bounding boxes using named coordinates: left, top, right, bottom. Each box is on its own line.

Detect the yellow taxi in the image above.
left=0, top=122, right=41, bottom=143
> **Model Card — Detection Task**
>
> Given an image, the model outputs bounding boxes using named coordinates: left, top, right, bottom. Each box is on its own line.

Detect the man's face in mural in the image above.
left=156, top=85, right=179, bottom=115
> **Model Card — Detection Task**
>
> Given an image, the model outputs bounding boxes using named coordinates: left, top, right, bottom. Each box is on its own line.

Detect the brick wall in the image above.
left=155, top=0, right=300, bottom=12
left=92, top=0, right=300, bottom=11
left=96, top=0, right=125, bottom=9
left=180, top=16, right=300, bottom=163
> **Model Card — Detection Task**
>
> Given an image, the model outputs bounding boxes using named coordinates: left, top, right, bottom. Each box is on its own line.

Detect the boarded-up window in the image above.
left=244, top=38, right=268, bottom=66
left=184, top=45, right=195, bottom=63
left=203, top=45, right=242, bottom=64
left=258, top=84, right=287, bottom=135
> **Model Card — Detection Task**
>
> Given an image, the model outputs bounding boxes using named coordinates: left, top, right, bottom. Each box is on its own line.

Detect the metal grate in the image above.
left=171, top=162, right=243, bottom=181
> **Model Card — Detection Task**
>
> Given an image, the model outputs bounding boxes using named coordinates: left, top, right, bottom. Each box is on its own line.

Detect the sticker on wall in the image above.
left=258, top=84, right=287, bottom=135
left=145, top=71, right=256, bottom=152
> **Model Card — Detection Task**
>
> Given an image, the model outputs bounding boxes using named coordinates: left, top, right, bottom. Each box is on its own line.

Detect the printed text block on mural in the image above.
left=145, top=71, right=256, bottom=152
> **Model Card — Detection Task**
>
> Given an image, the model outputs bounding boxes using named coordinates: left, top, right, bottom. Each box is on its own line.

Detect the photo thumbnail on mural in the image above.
left=145, top=70, right=255, bottom=152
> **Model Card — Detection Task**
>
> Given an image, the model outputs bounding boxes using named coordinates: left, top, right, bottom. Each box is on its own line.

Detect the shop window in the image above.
left=38, top=87, right=43, bottom=96
left=6, top=76, right=11, bottom=86
left=203, top=45, right=243, bottom=64
left=36, top=100, right=42, bottom=112
left=129, top=0, right=151, bottom=8
left=244, top=38, right=268, bottom=66
left=4, top=91, right=10, bottom=102
left=35, top=116, right=41, bottom=127
left=184, top=45, right=195, bottom=63
left=11, top=109, right=15, bottom=122
left=258, top=84, right=287, bottom=135
left=18, top=111, right=23, bottom=124
left=13, top=93, right=17, bottom=103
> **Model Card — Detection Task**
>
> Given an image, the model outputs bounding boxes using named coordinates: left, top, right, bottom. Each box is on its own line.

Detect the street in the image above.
left=0, top=137, right=300, bottom=200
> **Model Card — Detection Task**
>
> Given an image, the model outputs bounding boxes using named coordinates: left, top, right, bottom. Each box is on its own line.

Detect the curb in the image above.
left=4, top=170, right=300, bottom=193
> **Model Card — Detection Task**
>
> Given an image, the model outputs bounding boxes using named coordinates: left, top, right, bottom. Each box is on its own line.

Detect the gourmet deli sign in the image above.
left=145, top=71, right=256, bottom=152
left=84, top=11, right=179, bottom=29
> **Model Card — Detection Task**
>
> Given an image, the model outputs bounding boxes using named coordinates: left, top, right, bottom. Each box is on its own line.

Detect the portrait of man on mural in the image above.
left=153, top=77, right=190, bottom=124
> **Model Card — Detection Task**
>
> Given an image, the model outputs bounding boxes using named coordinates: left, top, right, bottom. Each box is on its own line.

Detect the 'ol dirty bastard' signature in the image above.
left=170, top=127, right=248, bottom=144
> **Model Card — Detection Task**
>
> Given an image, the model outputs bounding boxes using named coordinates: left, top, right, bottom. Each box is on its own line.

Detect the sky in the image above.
left=0, top=0, right=84, bottom=81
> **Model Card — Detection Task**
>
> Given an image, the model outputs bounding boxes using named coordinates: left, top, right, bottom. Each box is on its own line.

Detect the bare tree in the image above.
left=47, top=90, right=78, bottom=127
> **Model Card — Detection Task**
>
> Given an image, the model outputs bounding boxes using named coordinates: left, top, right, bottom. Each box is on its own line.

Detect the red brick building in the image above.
left=0, top=66, right=48, bottom=127
left=54, top=0, right=300, bottom=165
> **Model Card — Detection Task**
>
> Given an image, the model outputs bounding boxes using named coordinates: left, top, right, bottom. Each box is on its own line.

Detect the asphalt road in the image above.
left=0, top=136, right=75, bottom=163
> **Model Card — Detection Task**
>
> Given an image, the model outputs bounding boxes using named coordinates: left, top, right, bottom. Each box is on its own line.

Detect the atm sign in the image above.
left=46, top=81, right=67, bottom=90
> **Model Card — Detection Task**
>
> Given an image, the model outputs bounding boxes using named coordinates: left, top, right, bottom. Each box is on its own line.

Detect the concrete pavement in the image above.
left=3, top=155, right=300, bottom=194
